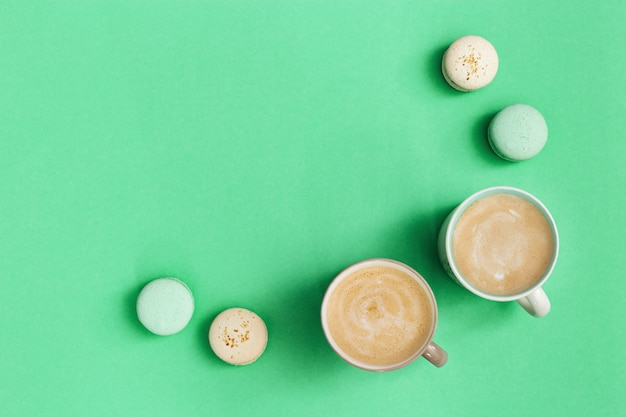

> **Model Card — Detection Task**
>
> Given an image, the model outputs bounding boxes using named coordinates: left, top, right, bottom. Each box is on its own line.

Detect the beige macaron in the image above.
left=442, top=35, right=499, bottom=92
left=208, top=308, right=268, bottom=365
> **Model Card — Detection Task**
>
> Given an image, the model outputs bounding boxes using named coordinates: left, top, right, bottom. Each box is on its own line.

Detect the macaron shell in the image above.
left=488, top=104, right=548, bottom=161
left=209, top=308, right=268, bottom=365
left=441, top=50, right=470, bottom=92
left=136, top=277, right=195, bottom=336
left=442, top=35, right=498, bottom=92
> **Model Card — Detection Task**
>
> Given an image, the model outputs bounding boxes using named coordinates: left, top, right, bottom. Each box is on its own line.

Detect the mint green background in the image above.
left=1, top=1, right=624, bottom=416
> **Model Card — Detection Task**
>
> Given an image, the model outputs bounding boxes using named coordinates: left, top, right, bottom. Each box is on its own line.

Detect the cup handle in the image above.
left=517, top=287, right=551, bottom=318
left=422, top=341, right=447, bottom=367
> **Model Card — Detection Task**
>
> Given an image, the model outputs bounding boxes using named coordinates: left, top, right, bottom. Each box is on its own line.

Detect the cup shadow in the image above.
left=403, top=207, right=464, bottom=303
left=192, top=267, right=346, bottom=375
left=406, top=207, right=519, bottom=330
left=260, top=272, right=344, bottom=378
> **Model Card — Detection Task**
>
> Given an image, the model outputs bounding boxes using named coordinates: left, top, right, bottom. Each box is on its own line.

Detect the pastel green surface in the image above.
left=0, top=1, right=624, bottom=417
left=488, top=104, right=548, bottom=161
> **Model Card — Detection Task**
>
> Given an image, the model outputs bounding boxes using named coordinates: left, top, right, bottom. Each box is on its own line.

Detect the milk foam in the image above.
left=325, top=266, right=434, bottom=366
left=452, top=194, right=554, bottom=296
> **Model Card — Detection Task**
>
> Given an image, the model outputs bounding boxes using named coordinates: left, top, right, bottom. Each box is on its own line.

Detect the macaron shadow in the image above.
left=422, top=44, right=465, bottom=96
left=197, top=313, right=238, bottom=368
left=257, top=271, right=348, bottom=378
left=124, top=283, right=156, bottom=337
left=472, top=110, right=510, bottom=165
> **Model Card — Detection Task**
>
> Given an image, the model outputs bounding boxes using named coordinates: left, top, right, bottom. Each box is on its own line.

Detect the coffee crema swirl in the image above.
left=325, top=266, right=434, bottom=367
left=452, top=193, right=554, bottom=296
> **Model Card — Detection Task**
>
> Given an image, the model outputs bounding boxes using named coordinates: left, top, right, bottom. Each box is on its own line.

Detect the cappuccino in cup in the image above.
left=438, top=186, right=559, bottom=317
left=321, top=259, right=447, bottom=371
left=452, top=193, right=554, bottom=296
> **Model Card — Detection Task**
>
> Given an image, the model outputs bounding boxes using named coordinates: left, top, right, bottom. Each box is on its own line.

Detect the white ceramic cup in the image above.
left=438, top=186, right=559, bottom=317
left=321, top=258, right=447, bottom=372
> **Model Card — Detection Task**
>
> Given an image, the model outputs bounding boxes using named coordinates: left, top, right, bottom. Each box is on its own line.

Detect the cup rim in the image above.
left=320, top=258, right=438, bottom=372
left=444, top=186, right=560, bottom=302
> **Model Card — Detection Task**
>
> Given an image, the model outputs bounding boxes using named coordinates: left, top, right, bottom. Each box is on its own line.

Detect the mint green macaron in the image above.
left=488, top=104, right=548, bottom=161
left=136, top=277, right=195, bottom=336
